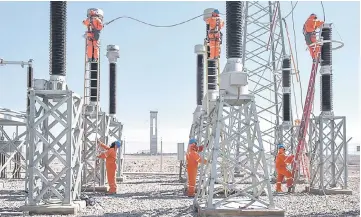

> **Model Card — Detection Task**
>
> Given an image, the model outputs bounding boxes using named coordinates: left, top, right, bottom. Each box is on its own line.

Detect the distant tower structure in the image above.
left=150, top=111, right=158, bottom=155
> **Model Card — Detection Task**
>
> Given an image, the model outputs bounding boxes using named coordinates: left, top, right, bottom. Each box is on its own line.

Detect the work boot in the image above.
left=287, top=187, right=293, bottom=193
left=106, top=191, right=116, bottom=195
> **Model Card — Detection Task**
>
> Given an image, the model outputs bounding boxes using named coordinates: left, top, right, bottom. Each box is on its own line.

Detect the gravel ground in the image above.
left=0, top=155, right=359, bottom=217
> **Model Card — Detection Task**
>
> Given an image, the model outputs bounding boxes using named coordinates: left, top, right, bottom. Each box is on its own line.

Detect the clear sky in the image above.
left=0, top=1, right=359, bottom=154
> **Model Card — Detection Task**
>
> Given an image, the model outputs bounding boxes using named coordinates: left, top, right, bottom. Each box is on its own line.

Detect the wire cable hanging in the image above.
left=104, top=12, right=226, bottom=27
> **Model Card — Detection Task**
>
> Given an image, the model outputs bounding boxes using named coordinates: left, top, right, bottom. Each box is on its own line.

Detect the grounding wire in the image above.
left=283, top=1, right=298, bottom=20
left=104, top=12, right=226, bottom=27
left=290, top=1, right=304, bottom=114
left=320, top=1, right=326, bottom=21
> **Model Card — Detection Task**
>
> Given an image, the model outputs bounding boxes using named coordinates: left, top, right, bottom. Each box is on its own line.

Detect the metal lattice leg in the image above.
left=195, top=93, right=283, bottom=215
left=0, top=121, right=27, bottom=179
left=81, top=112, right=108, bottom=192
left=309, top=116, right=352, bottom=195
left=21, top=90, right=84, bottom=214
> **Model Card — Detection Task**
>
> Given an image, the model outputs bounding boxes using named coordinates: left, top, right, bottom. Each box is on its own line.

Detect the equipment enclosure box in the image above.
left=177, top=143, right=185, bottom=161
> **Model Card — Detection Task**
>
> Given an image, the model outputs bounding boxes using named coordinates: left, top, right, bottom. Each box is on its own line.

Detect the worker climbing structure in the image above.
left=81, top=8, right=106, bottom=192
left=0, top=3, right=125, bottom=215
left=193, top=2, right=284, bottom=215
left=184, top=8, right=224, bottom=191
left=302, top=24, right=350, bottom=195
left=184, top=44, right=206, bottom=185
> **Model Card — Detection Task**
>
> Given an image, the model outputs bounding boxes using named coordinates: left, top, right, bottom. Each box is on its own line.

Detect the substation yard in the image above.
left=0, top=155, right=359, bottom=217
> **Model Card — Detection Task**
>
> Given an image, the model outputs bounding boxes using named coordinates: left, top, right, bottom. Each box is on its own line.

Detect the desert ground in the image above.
left=0, top=154, right=359, bottom=217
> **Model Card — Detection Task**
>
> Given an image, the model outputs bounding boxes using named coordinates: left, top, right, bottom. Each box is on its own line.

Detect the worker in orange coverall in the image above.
left=206, top=9, right=224, bottom=59
left=303, top=13, right=324, bottom=60
left=83, top=10, right=103, bottom=62
left=186, top=139, right=207, bottom=197
left=275, top=144, right=295, bottom=193
left=97, top=140, right=121, bottom=194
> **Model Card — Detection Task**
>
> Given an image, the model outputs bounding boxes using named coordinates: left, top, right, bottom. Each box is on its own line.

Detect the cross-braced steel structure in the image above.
left=0, top=108, right=27, bottom=179
left=243, top=1, right=291, bottom=166
left=25, top=89, right=84, bottom=206
left=195, top=91, right=278, bottom=212
left=306, top=23, right=350, bottom=195
left=82, top=112, right=108, bottom=190
left=108, top=119, right=123, bottom=181
left=194, top=2, right=283, bottom=214
left=308, top=116, right=349, bottom=194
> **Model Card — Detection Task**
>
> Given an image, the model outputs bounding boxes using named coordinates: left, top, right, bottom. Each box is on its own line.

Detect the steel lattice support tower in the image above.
left=308, top=24, right=351, bottom=195
left=82, top=112, right=108, bottom=191
left=0, top=108, right=27, bottom=179
left=242, top=1, right=296, bottom=176
left=21, top=2, right=86, bottom=214
left=81, top=8, right=108, bottom=192
left=26, top=90, right=84, bottom=206
left=194, top=2, right=283, bottom=215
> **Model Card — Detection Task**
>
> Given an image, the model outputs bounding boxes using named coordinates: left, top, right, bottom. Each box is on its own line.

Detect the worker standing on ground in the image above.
left=206, top=9, right=224, bottom=59
left=83, top=9, right=104, bottom=62
left=97, top=140, right=121, bottom=194
left=186, top=139, right=207, bottom=197
left=303, top=13, right=324, bottom=60
left=275, top=144, right=294, bottom=193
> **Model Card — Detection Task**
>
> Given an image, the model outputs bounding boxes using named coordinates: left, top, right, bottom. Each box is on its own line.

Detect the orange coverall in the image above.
left=83, top=16, right=103, bottom=61
left=186, top=144, right=207, bottom=197
left=303, top=15, right=324, bottom=59
left=97, top=142, right=117, bottom=194
left=206, top=16, right=224, bottom=59
left=275, top=148, right=294, bottom=192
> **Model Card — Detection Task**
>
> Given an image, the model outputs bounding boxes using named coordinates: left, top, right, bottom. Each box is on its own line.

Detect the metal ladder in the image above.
left=82, top=38, right=101, bottom=191
left=291, top=53, right=321, bottom=192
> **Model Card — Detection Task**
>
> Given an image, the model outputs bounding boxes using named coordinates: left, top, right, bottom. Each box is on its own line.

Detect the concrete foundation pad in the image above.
left=116, top=176, right=125, bottom=182
left=309, top=187, right=353, bottom=195
left=195, top=198, right=284, bottom=217
left=20, top=200, right=85, bottom=215
left=81, top=186, right=108, bottom=192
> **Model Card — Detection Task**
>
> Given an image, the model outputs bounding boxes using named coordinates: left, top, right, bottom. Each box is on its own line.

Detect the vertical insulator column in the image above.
left=203, top=8, right=220, bottom=92
left=27, top=61, right=33, bottom=110
left=89, top=62, right=99, bottom=102
left=282, top=57, right=291, bottom=123
left=109, top=63, right=116, bottom=114
left=106, top=45, right=120, bottom=116
left=320, top=24, right=333, bottom=113
left=50, top=1, right=67, bottom=76
left=194, top=45, right=205, bottom=106
left=207, top=59, right=218, bottom=91
left=226, top=1, right=243, bottom=59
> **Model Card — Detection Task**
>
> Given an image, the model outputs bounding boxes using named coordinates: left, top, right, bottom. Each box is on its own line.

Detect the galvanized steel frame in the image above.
left=26, top=89, right=83, bottom=205
left=108, top=119, right=123, bottom=178
left=309, top=115, right=348, bottom=190
left=0, top=108, right=27, bottom=179
left=82, top=112, right=109, bottom=187
left=194, top=92, right=274, bottom=209
left=243, top=1, right=288, bottom=163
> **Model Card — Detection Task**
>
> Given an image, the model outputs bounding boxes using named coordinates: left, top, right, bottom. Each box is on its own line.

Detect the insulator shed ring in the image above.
left=309, top=39, right=344, bottom=50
